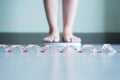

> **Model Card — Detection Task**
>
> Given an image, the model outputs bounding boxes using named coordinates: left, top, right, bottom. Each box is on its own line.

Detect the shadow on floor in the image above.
left=0, top=33, right=120, bottom=44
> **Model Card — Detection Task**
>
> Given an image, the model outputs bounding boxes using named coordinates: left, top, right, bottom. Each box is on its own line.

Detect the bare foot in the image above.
left=62, top=28, right=81, bottom=42
left=43, top=29, right=60, bottom=42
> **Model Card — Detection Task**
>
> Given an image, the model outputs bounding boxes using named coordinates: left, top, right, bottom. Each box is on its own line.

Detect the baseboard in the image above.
left=0, top=33, right=120, bottom=44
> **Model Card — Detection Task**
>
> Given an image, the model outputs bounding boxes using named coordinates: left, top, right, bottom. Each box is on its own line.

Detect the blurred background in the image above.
left=0, top=0, right=120, bottom=44
left=0, top=0, right=120, bottom=33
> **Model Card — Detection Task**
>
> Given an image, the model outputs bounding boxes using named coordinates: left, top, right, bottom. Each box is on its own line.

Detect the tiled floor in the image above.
left=0, top=44, right=120, bottom=80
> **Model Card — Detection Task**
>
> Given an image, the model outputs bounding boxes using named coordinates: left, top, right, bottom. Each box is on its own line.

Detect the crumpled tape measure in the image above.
left=0, top=44, right=119, bottom=53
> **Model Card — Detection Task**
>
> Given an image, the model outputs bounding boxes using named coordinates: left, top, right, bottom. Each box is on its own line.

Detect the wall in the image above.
left=0, top=0, right=120, bottom=33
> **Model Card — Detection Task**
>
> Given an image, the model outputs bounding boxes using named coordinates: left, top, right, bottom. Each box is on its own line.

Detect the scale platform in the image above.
left=43, top=42, right=81, bottom=50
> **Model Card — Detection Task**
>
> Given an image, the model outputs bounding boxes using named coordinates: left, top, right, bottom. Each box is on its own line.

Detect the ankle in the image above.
left=63, top=27, right=73, bottom=35
left=49, top=28, right=59, bottom=34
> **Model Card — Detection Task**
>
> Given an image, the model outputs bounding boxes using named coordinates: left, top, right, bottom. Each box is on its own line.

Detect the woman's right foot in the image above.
left=43, top=29, right=60, bottom=42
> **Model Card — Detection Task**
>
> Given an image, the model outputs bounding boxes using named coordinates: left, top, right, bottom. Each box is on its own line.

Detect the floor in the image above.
left=0, top=44, right=120, bottom=80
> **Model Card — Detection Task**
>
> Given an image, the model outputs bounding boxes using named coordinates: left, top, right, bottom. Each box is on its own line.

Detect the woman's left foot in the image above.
left=62, top=27, right=81, bottom=42
left=62, top=34, right=81, bottom=42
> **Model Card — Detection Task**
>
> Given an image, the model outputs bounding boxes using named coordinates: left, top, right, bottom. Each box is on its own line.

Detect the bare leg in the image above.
left=43, top=0, right=60, bottom=42
left=62, top=0, right=81, bottom=42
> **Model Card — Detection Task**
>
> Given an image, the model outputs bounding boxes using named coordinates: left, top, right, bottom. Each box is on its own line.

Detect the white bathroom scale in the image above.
left=43, top=42, right=81, bottom=47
